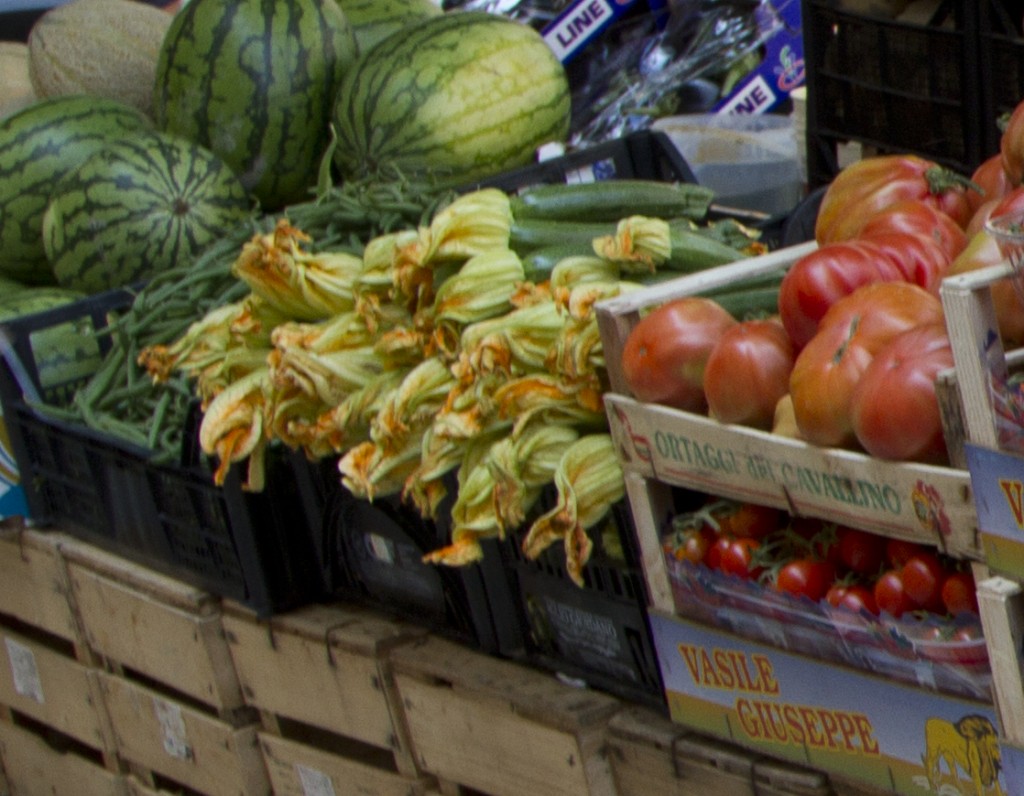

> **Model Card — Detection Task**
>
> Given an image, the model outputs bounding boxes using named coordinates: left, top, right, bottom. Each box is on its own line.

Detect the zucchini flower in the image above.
left=593, top=216, right=670, bottom=274
left=232, top=220, right=363, bottom=321
left=431, top=248, right=525, bottom=358
left=522, top=434, right=625, bottom=586
left=338, top=437, right=422, bottom=501
left=454, top=299, right=566, bottom=384
left=549, top=255, right=620, bottom=290
left=493, top=373, right=606, bottom=434
left=198, top=367, right=271, bottom=491
left=371, top=357, right=456, bottom=455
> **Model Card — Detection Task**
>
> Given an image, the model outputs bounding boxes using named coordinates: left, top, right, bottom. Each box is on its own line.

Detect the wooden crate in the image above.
left=607, top=705, right=889, bottom=796
left=98, top=670, right=268, bottom=796
left=61, top=539, right=243, bottom=714
left=389, top=634, right=622, bottom=796
left=0, top=712, right=127, bottom=796
left=222, top=600, right=435, bottom=792
left=0, top=526, right=82, bottom=647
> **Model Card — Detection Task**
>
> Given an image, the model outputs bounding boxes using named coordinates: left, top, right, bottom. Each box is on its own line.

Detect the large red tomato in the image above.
left=855, top=230, right=951, bottom=295
left=777, top=240, right=906, bottom=349
left=856, top=199, right=967, bottom=264
left=789, top=282, right=945, bottom=449
left=947, top=229, right=1024, bottom=347
left=815, top=155, right=974, bottom=243
left=620, top=297, right=737, bottom=411
left=849, top=323, right=953, bottom=463
left=966, top=153, right=1014, bottom=213
left=1001, top=98, right=1024, bottom=185
left=703, top=318, right=795, bottom=429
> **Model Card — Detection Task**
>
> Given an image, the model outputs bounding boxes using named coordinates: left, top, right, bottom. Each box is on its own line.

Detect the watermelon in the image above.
left=0, top=95, right=152, bottom=286
left=337, top=0, right=443, bottom=54
left=0, top=286, right=102, bottom=395
left=153, top=0, right=358, bottom=209
left=331, top=12, right=571, bottom=186
left=43, top=131, right=255, bottom=294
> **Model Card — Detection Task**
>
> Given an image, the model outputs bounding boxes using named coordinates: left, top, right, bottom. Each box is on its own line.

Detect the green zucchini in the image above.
left=510, top=179, right=714, bottom=223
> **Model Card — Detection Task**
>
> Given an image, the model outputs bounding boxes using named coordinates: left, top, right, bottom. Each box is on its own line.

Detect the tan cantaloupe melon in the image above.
left=0, top=43, right=37, bottom=122
left=28, top=0, right=172, bottom=117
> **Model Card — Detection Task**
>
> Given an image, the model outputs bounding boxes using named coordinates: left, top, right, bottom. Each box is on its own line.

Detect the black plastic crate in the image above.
left=491, top=497, right=665, bottom=709
left=978, top=0, right=1024, bottom=157
left=802, top=0, right=983, bottom=186
left=324, top=478, right=522, bottom=655
left=0, top=290, right=330, bottom=616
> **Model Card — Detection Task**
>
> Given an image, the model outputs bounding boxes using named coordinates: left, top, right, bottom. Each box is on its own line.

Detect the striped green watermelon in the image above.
left=331, top=12, right=570, bottom=185
left=42, top=131, right=255, bottom=294
left=0, top=95, right=151, bottom=286
left=153, top=0, right=358, bottom=210
left=0, top=286, right=102, bottom=394
left=337, top=0, right=443, bottom=54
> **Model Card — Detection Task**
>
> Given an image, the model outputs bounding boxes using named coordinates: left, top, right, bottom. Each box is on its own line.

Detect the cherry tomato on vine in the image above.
left=706, top=534, right=733, bottom=571
left=940, top=570, right=979, bottom=616
left=710, top=500, right=783, bottom=540
left=775, top=559, right=837, bottom=602
left=885, top=539, right=928, bottom=569
left=670, top=525, right=717, bottom=565
left=720, top=537, right=764, bottom=580
left=874, top=568, right=917, bottom=617
left=826, top=582, right=879, bottom=615
left=835, top=527, right=887, bottom=576
left=901, top=551, right=947, bottom=613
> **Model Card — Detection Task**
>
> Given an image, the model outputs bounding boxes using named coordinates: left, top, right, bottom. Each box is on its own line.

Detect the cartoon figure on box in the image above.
left=0, top=417, right=27, bottom=519
left=922, top=715, right=1004, bottom=796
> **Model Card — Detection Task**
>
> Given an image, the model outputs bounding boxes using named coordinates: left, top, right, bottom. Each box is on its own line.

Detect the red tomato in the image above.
left=777, top=240, right=906, bottom=349
left=901, top=552, right=947, bottom=612
left=849, top=323, right=954, bottom=463
left=711, top=501, right=783, bottom=540
left=835, top=527, right=887, bottom=576
left=826, top=582, right=879, bottom=615
left=885, top=539, right=928, bottom=568
left=947, top=230, right=1024, bottom=347
left=874, top=568, right=917, bottom=617
left=703, top=318, right=796, bottom=429
left=941, top=570, right=979, bottom=616
left=720, top=537, right=764, bottom=580
left=815, top=155, right=974, bottom=243
left=621, top=297, right=737, bottom=412
left=775, top=558, right=837, bottom=601
left=1001, top=98, right=1024, bottom=185
left=706, top=534, right=733, bottom=571
left=852, top=230, right=951, bottom=295
left=966, top=153, right=1014, bottom=213
left=669, top=525, right=716, bottom=565
left=857, top=199, right=968, bottom=263
left=789, top=282, right=945, bottom=449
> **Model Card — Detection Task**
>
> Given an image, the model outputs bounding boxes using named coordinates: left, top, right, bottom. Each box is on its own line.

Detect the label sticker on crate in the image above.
left=651, top=612, right=1006, bottom=795
left=542, top=0, right=640, bottom=62
left=965, top=443, right=1024, bottom=581
left=154, top=697, right=192, bottom=760
left=3, top=637, right=43, bottom=704
left=296, top=764, right=335, bottom=796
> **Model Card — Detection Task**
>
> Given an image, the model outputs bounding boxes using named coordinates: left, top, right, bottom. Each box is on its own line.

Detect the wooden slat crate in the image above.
left=61, top=539, right=243, bottom=714
left=607, top=706, right=892, bottom=796
left=222, top=600, right=435, bottom=794
left=0, top=712, right=127, bottom=796
left=98, top=669, right=268, bottom=796
left=389, top=634, right=622, bottom=796
left=595, top=242, right=980, bottom=568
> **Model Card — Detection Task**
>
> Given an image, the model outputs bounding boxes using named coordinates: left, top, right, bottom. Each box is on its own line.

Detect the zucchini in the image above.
left=510, top=179, right=714, bottom=223
left=510, top=218, right=620, bottom=254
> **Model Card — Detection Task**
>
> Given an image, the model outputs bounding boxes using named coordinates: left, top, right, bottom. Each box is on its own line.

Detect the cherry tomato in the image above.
left=874, top=568, right=917, bottom=617
left=853, top=230, right=951, bottom=295
left=710, top=500, right=783, bottom=540
left=669, top=525, right=717, bottom=565
left=706, top=534, right=733, bottom=571
left=901, top=551, right=947, bottom=612
left=857, top=199, right=967, bottom=265
left=947, top=229, right=1024, bottom=347
left=848, top=323, right=954, bottom=463
left=720, top=537, right=764, bottom=580
left=941, top=570, right=979, bottom=616
left=775, top=558, right=837, bottom=601
left=885, top=539, right=928, bottom=568
left=1001, top=98, right=1024, bottom=185
left=789, top=282, right=945, bottom=449
left=966, top=153, right=1014, bottom=213
left=826, top=582, right=879, bottom=615
left=703, top=318, right=796, bottom=430
left=815, top=155, right=974, bottom=243
left=777, top=240, right=906, bottom=349
left=621, top=297, right=737, bottom=412
left=835, top=527, right=887, bottom=576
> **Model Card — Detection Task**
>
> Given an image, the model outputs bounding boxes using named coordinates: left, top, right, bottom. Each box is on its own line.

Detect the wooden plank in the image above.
left=622, top=472, right=674, bottom=614
left=0, top=716, right=127, bottom=796
left=976, top=575, right=1024, bottom=745
left=0, top=622, right=114, bottom=755
left=223, top=601, right=425, bottom=775
left=258, top=731, right=435, bottom=796
left=390, top=635, right=620, bottom=796
left=0, top=528, right=80, bottom=644
left=99, top=671, right=268, bottom=796
left=65, top=543, right=242, bottom=712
